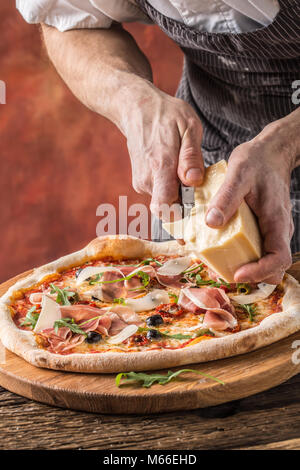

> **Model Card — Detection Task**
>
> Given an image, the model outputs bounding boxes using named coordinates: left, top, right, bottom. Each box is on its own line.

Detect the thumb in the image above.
left=205, top=168, right=250, bottom=228
left=177, top=123, right=204, bottom=186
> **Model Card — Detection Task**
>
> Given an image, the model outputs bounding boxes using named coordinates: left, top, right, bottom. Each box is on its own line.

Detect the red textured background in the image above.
left=0, top=3, right=183, bottom=282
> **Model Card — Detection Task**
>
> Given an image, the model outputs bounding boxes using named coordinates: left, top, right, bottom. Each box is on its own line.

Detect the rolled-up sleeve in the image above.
left=16, top=0, right=114, bottom=31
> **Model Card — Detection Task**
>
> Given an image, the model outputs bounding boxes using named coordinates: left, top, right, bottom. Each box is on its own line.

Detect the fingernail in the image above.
left=206, top=208, right=224, bottom=227
left=186, top=168, right=202, bottom=183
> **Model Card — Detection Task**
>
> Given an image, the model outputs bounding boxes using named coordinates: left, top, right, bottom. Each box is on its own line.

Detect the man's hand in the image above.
left=205, top=117, right=300, bottom=284
left=122, top=83, right=204, bottom=219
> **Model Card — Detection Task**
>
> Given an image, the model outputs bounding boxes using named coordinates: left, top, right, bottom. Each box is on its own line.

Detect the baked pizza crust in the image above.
left=1, top=235, right=300, bottom=373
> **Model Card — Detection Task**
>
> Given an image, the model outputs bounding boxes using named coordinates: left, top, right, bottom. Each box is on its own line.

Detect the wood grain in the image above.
left=0, top=261, right=300, bottom=415
left=1, top=373, right=300, bottom=449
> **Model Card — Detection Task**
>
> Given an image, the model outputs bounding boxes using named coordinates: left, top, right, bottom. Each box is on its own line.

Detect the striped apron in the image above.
left=136, top=0, right=300, bottom=253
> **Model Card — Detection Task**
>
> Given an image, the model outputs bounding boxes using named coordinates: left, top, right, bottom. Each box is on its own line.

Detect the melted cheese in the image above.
left=124, top=289, right=170, bottom=312
left=163, top=160, right=262, bottom=282
left=106, top=325, right=138, bottom=344
left=76, top=266, right=124, bottom=285
left=156, top=256, right=192, bottom=276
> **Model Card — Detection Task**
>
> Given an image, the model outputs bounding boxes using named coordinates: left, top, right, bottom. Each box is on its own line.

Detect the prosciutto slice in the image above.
left=123, top=266, right=154, bottom=296
left=98, top=270, right=127, bottom=302
left=61, top=304, right=106, bottom=323
left=107, top=305, right=141, bottom=325
left=206, top=268, right=220, bottom=283
left=178, top=287, right=237, bottom=331
left=123, top=264, right=192, bottom=290
left=29, top=292, right=44, bottom=304
left=29, top=288, right=57, bottom=305
left=39, top=327, right=86, bottom=354
left=202, top=311, right=236, bottom=331
left=156, top=273, right=186, bottom=289
left=40, top=304, right=141, bottom=353
left=104, top=305, right=142, bottom=335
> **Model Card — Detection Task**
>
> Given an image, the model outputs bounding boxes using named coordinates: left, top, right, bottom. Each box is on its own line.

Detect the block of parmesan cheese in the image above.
left=163, top=160, right=262, bottom=282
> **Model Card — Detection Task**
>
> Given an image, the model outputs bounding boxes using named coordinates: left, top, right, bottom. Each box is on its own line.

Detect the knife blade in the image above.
left=180, top=184, right=195, bottom=218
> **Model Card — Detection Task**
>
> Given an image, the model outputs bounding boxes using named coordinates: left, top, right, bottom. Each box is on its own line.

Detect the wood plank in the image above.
left=1, top=373, right=300, bottom=450
left=240, top=438, right=300, bottom=450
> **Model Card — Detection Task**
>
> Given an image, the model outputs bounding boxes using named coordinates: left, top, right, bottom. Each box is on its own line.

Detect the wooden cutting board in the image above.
left=0, top=259, right=300, bottom=415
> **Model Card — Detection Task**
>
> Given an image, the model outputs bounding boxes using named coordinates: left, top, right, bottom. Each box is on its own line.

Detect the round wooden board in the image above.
left=1, top=262, right=300, bottom=415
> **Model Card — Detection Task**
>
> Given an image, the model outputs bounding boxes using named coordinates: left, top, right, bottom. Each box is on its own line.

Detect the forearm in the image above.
left=41, top=23, right=153, bottom=132
left=281, top=106, right=300, bottom=168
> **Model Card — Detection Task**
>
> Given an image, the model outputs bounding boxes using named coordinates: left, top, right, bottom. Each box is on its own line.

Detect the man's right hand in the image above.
left=121, top=82, right=204, bottom=219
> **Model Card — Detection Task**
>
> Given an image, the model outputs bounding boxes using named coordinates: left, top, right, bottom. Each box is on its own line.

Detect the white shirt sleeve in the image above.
left=16, top=0, right=147, bottom=32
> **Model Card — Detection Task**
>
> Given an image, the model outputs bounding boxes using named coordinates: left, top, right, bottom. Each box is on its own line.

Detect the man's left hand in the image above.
left=205, top=117, right=300, bottom=284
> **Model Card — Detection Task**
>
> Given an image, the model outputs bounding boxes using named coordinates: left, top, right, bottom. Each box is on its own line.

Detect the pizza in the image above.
left=1, top=235, right=300, bottom=373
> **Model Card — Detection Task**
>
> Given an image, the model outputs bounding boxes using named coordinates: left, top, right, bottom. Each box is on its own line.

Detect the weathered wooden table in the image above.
left=1, top=374, right=300, bottom=450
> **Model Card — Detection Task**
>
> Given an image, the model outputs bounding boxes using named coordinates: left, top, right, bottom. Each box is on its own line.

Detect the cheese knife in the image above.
left=180, top=183, right=195, bottom=218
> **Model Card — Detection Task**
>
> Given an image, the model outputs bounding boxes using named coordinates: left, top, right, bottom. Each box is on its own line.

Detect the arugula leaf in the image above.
left=78, top=315, right=102, bottom=327
left=137, top=327, right=191, bottom=340
left=183, top=266, right=204, bottom=284
left=182, top=263, right=204, bottom=274
left=20, top=306, right=39, bottom=329
left=168, top=292, right=178, bottom=303
left=137, top=258, right=163, bottom=267
left=195, top=328, right=215, bottom=337
left=195, top=278, right=218, bottom=287
left=98, top=270, right=150, bottom=288
left=116, top=369, right=225, bottom=388
left=89, top=273, right=103, bottom=285
left=128, top=286, right=146, bottom=293
left=137, top=327, right=149, bottom=333
left=219, top=278, right=231, bottom=288
left=194, top=277, right=229, bottom=288
left=50, top=284, right=77, bottom=306
left=113, top=297, right=126, bottom=305
left=241, top=303, right=257, bottom=322
left=161, top=331, right=192, bottom=340
left=137, top=271, right=150, bottom=287
left=53, top=317, right=87, bottom=336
